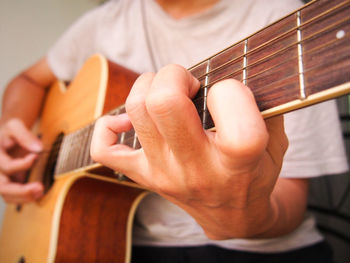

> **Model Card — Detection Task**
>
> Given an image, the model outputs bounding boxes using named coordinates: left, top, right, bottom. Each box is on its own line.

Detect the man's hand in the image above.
left=91, top=64, right=289, bottom=239
left=0, top=119, right=44, bottom=203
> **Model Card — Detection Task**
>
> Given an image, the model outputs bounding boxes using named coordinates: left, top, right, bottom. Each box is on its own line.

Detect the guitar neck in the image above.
left=190, top=0, right=350, bottom=128
left=54, top=0, right=350, bottom=175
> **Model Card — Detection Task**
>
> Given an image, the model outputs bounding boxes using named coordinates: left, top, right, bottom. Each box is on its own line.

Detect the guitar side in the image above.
left=0, top=55, right=146, bottom=263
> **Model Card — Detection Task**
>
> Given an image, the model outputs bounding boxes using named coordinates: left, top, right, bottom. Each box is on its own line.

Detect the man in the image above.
left=0, top=0, right=348, bottom=262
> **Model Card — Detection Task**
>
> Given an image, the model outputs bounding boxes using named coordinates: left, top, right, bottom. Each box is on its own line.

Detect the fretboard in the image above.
left=54, top=0, right=350, bottom=175
left=190, top=0, right=350, bottom=128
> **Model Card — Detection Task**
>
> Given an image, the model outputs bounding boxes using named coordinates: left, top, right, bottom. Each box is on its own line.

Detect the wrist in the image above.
left=182, top=196, right=277, bottom=240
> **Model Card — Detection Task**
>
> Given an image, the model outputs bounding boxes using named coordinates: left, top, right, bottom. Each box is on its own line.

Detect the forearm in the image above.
left=258, top=178, right=309, bottom=238
left=1, top=57, right=56, bottom=127
left=1, top=74, right=47, bottom=127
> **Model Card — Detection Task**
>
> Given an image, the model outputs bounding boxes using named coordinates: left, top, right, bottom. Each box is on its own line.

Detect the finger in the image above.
left=91, top=114, right=132, bottom=153
left=90, top=114, right=148, bottom=183
left=145, top=64, right=207, bottom=159
left=126, top=72, right=165, bottom=160
left=6, top=119, right=43, bottom=152
left=265, top=115, right=288, bottom=166
left=0, top=175, right=43, bottom=203
left=0, top=151, right=38, bottom=174
left=207, top=79, right=268, bottom=164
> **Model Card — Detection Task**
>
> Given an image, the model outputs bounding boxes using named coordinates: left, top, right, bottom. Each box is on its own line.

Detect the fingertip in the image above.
left=208, top=79, right=250, bottom=100
left=189, top=77, right=200, bottom=98
left=25, top=182, right=44, bottom=199
left=29, top=141, right=43, bottom=153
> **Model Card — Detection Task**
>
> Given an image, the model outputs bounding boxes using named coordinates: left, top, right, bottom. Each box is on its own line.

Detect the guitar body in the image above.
left=0, top=55, right=147, bottom=263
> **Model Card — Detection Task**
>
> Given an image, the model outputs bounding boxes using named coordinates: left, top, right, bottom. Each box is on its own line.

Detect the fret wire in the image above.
left=53, top=1, right=350, bottom=175
left=194, top=0, right=349, bottom=81
left=65, top=134, right=72, bottom=172
left=243, top=39, right=248, bottom=85
left=79, top=131, right=87, bottom=167
left=200, top=53, right=349, bottom=126
left=54, top=106, right=127, bottom=175
left=207, top=37, right=347, bottom=98
left=122, top=130, right=137, bottom=146
left=77, top=125, right=91, bottom=168
left=203, top=60, right=210, bottom=126
left=193, top=34, right=349, bottom=108
left=74, top=128, right=88, bottom=170
left=132, top=132, right=138, bottom=149
left=297, top=11, right=307, bottom=100
left=120, top=132, right=126, bottom=144
left=245, top=16, right=350, bottom=82
left=64, top=134, right=74, bottom=172
left=56, top=136, right=65, bottom=173
left=72, top=129, right=82, bottom=170
left=83, top=124, right=95, bottom=167
left=249, top=52, right=349, bottom=97
left=53, top=135, right=65, bottom=175
left=199, top=16, right=350, bottom=90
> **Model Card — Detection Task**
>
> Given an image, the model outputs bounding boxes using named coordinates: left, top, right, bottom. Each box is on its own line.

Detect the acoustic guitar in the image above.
left=0, top=0, right=349, bottom=262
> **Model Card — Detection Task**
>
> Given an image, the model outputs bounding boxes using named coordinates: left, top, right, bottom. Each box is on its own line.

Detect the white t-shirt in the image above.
left=47, top=0, right=348, bottom=253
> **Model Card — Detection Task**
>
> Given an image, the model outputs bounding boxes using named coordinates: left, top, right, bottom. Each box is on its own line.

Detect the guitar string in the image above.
left=51, top=35, right=350, bottom=172
left=46, top=103, right=127, bottom=157
left=49, top=31, right=350, bottom=173
left=47, top=1, right=350, bottom=173
left=44, top=105, right=127, bottom=162
left=52, top=131, right=140, bottom=174
left=245, top=46, right=350, bottom=94
left=197, top=15, right=350, bottom=85
left=51, top=122, right=140, bottom=174
left=196, top=3, right=349, bottom=80
left=190, top=0, right=349, bottom=76
left=197, top=25, right=349, bottom=93
left=196, top=14, right=350, bottom=88
left=51, top=45, right=349, bottom=174
left=44, top=25, right=349, bottom=169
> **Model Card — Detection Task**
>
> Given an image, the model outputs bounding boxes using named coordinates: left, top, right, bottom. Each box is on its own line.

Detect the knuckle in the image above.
left=159, top=64, right=185, bottom=75
left=7, top=118, right=21, bottom=130
left=185, top=178, right=209, bottom=195
left=281, top=133, right=289, bottom=153
left=138, top=72, right=155, bottom=82
left=153, top=179, right=177, bottom=198
left=125, top=92, right=145, bottom=115
left=146, top=89, right=179, bottom=116
left=90, top=144, right=103, bottom=162
left=94, top=115, right=111, bottom=131
left=219, top=134, right=266, bottom=159
left=96, top=115, right=108, bottom=125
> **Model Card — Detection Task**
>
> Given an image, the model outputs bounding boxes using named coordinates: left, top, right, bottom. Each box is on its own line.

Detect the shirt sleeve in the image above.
left=47, top=0, right=122, bottom=81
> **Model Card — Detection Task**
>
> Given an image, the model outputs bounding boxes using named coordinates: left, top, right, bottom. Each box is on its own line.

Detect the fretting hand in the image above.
left=90, top=64, right=288, bottom=239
